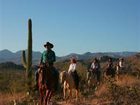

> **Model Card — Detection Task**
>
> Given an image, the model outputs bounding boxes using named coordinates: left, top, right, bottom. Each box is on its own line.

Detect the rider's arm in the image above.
left=90, top=63, right=95, bottom=71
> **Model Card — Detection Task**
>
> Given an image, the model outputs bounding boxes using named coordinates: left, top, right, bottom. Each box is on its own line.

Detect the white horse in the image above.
left=60, top=71, right=79, bottom=100
left=87, top=71, right=98, bottom=90
left=116, top=64, right=126, bottom=81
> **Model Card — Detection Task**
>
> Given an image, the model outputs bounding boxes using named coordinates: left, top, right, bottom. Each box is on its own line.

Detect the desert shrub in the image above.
left=108, top=81, right=140, bottom=105
left=1, top=54, right=140, bottom=104
left=0, top=69, right=26, bottom=93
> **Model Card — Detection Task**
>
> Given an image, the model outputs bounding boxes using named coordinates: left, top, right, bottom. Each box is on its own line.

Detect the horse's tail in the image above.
left=71, top=71, right=79, bottom=89
left=53, top=69, right=60, bottom=91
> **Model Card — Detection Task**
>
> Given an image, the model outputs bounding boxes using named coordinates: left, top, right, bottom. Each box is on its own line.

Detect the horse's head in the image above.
left=37, top=65, right=43, bottom=73
left=60, top=71, right=67, bottom=84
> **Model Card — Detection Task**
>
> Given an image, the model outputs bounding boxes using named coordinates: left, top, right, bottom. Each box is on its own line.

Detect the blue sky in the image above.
left=0, top=0, right=140, bottom=56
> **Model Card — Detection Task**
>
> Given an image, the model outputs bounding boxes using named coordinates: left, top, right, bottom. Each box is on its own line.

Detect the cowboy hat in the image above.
left=44, top=42, right=54, bottom=48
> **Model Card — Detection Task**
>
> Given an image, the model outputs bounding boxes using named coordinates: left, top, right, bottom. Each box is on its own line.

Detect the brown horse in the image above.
left=115, top=64, right=126, bottom=81
left=37, top=66, right=46, bottom=105
left=103, top=67, right=116, bottom=82
left=37, top=65, right=59, bottom=105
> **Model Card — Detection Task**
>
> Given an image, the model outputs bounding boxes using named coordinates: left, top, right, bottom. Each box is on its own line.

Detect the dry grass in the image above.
left=116, top=75, right=140, bottom=87
left=95, top=83, right=109, bottom=97
left=0, top=92, right=25, bottom=105
left=0, top=54, right=140, bottom=105
left=0, top=74, right=140, bottom=105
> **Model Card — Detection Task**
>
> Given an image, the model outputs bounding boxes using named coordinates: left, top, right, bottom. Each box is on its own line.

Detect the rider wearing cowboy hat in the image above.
left=40, top=42, right=56, bottom=67
left=34, top=42, right=56, bottom=90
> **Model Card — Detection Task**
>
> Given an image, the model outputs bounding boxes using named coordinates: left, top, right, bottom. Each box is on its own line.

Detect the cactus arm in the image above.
left=22, top=50, right=27, bottom=68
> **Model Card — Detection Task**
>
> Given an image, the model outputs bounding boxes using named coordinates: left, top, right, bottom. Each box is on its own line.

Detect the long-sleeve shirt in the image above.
left=90, top=62, right=100, bottom=71
left=119, top=61, right=124, bottom=68
left=40, top=50, right=56, bottom=64
left=68, top=63, right=76, bottom=73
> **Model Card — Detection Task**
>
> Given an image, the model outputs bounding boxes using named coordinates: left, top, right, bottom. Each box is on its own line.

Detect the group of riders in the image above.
left=87, top=57, right=124, bottom=84
left=35, top=42, right=125, bottom=91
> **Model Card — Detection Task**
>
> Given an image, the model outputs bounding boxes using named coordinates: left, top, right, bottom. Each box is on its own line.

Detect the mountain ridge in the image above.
left=0, top=49, right=139, bottom=64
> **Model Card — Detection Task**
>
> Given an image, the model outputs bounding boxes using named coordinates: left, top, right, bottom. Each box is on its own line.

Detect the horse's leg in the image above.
left=88, top=80, right=90, bottom=91
left=115, top=69, right=118, bottom=81
left=44, top=90, right=51, bottom=105
left=97, top=71, right=100, bottom=85
left=39, top=88, right=44, bottom=105
left=116, top=74, right=119, bottom=81
left=63, top=87, right=66, bottom=99
left=104, top=74, right=109, bottom=81
left=76, top=89, right=78, bottom=101
left=68, top=89, right=72, bottom=101
left=48, top=90, right=53, bottom=104
left=63, top=82, right=67, bottom=99
left=67, top=89, right=71, bottom=102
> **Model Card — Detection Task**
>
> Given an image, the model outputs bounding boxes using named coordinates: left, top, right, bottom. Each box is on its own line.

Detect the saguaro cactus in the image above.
left=22, top=19, right=33, bottom=91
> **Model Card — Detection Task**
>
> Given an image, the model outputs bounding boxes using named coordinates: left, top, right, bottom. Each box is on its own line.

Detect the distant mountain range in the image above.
left=0, top=49, right=138, bottom=65
left=0, top=49, right=42, bottom=65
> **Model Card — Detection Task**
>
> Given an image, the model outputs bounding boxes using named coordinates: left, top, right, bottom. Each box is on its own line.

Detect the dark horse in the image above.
left=104, top=67, right=116, bottom=81
left=37, top=65, right=59, bottom=105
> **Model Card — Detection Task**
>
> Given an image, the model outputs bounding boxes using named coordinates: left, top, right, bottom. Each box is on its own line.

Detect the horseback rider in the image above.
left=119, top=58, right=124, bottom=68
left=68, top=58, right=79, bottom=89
left=89, top=58, right=101, bottom=83
left=106, top=58, right=115, bottom=77
left=40, top=42, right=56, bottom=68
left=118, top=58, right=125, bottom=73
left=35, top=42, right=58, bottom=89
left=107, top=58, right=113, bottom=69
